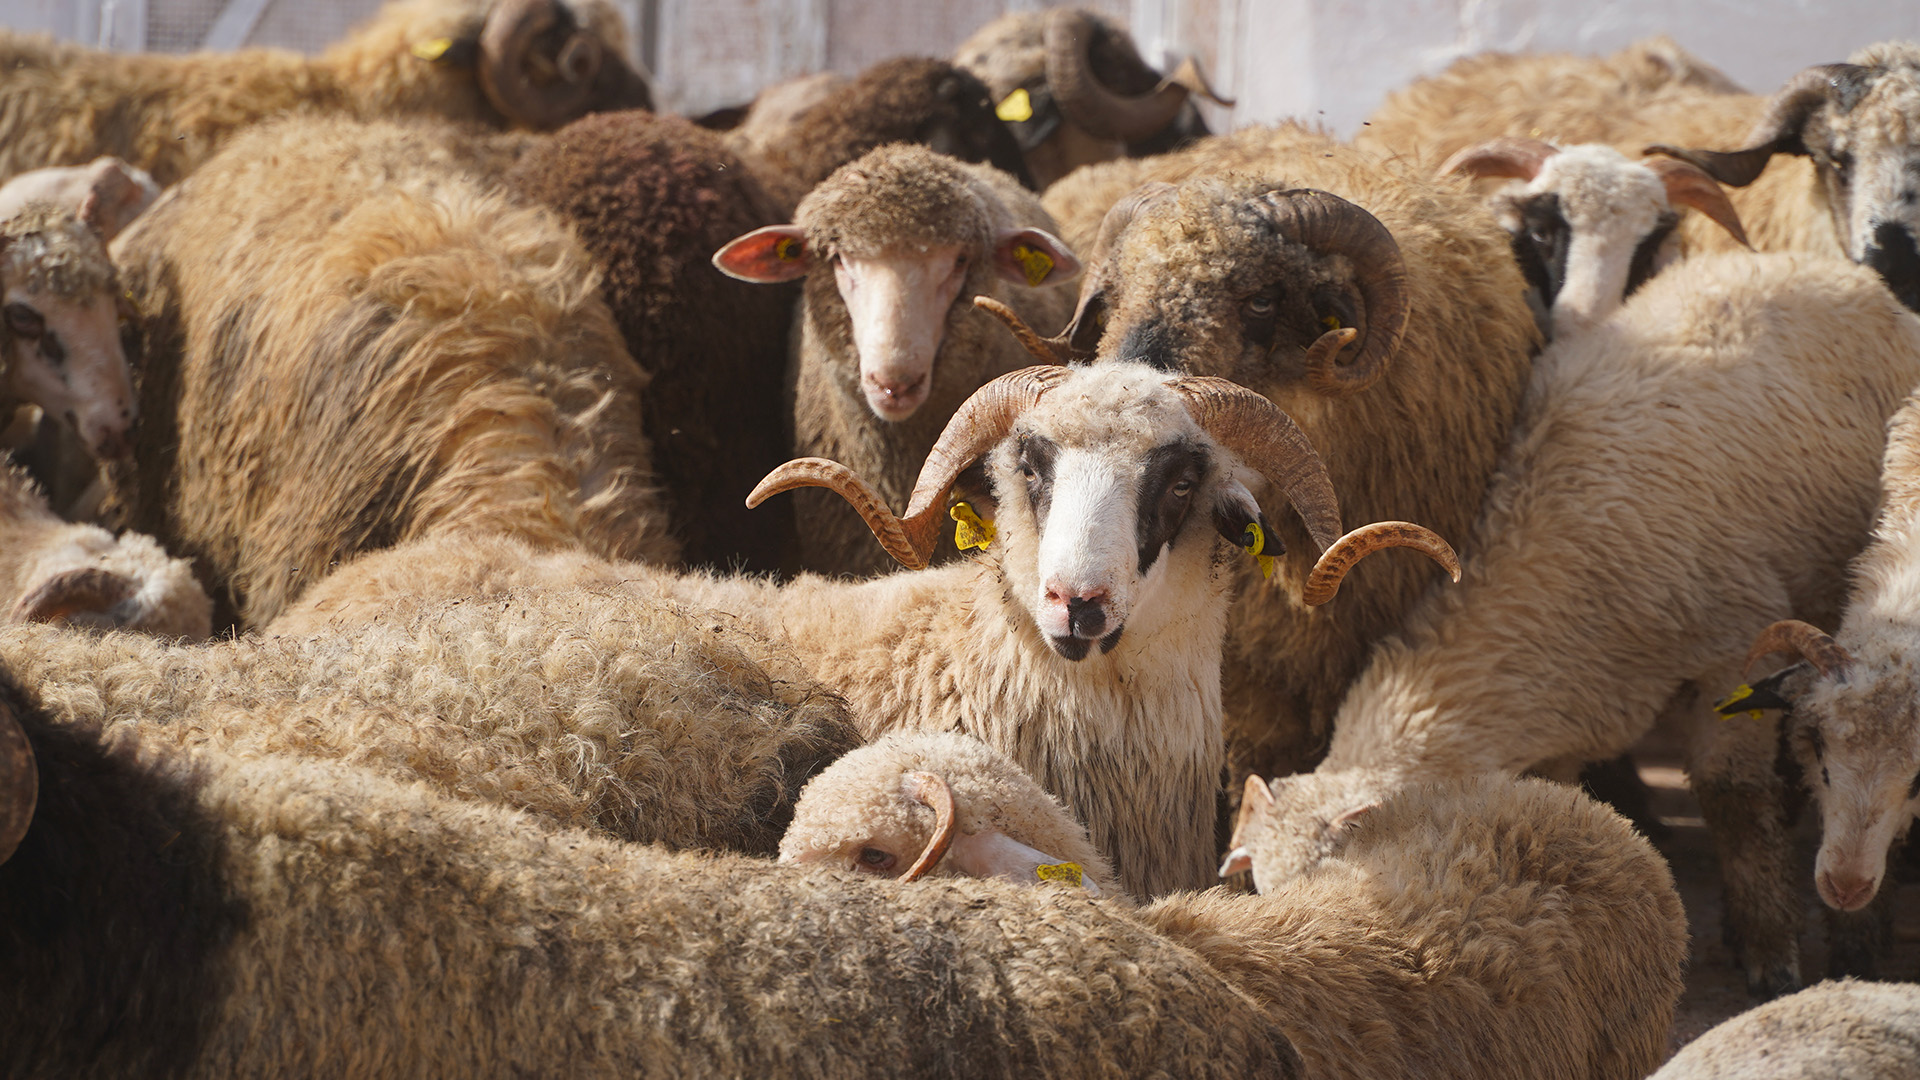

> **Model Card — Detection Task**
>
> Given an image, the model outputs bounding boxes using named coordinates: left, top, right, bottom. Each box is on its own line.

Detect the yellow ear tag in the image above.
left=1242, top=522, right=1276, bottom=579
left=951, top=501, right=995, bottom=552
left=1035, top=862, right=1086, bottom=888
left=1321, top=314, right=1343, bottom=331
left=774, top=235, right=802, bottom=261
left=1012, top=244, right=1054, bottom=287
left=996, top=87, right=1035, bottom=123
left=411, top=37, right=454, bottom=61
left=1712, top=684, right=1766, bottom=723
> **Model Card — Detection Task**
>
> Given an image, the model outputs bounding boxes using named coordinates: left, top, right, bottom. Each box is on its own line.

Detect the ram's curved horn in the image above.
left=478, top=0, right=603, bottom=129
left=0, top=694, right=36, bottom=866
left=1301, top=521, right=1460, bottom=606
left=1646, top=63, right=1868, bottom=187
left=1744, top=619, right=1852, bottom=680
left=1251, top=189, right=1410, bottom=397
left=1044, top=8, right=1192, bottom=142
left=900, top=771, right=958, bottom=882
left=973, top=297, right=1075, bottom=365
left=1643, top=157, right=1750, bottom=247
left=1170, top=377, right=1342, bottom=552
left=1437, top=136, right=1561, bottom=181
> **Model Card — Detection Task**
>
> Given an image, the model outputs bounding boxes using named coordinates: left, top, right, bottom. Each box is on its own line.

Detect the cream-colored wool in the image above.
left=1200, top=771, right=1687, bottom=1080
left=6, top=585, right=856, bottom=857
left=0, top=678, right=1306, bottom=1078
left=0, top=0, right=645, bottom=188
left=0, top=464, right=209, bottom=640
left=1045, top=125, right=1542, bottom=785
left=107, top=117, right=674, bottom=629
left=1650, top=979, right=1920, bottom=1079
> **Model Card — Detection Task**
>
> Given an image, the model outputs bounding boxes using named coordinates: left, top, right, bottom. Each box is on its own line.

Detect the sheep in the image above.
left=0, top=668, right=1308, bottom=1078
left=1035, top=126, right=1541, bottom=786
left=952, top=8, right=1227, bottom=189
left=714, top=144, right=1082, bottom=576
left=0, top=157, right=159, bottom=242
left=271, top=362, right=1459, bottom=897
left=1649, top=979, right=1920, bottom=1079
left=0, top=463, right=209, bottom=639
left=106, top=115, right=675, bottom=630
left=0, top=0, right=650, bottom=188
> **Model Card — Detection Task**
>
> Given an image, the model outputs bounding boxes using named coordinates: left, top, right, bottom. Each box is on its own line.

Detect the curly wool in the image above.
left=0, top=203, right=116, bottom=300
left=1651, top=979, right=1920, bottom=1079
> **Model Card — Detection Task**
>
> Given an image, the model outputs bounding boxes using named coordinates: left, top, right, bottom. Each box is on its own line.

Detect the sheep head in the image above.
left=1733, top=618, right=1920, bottom=914
left=473, top=0, right=652, bottom=129
left=1649, top=44, right=1920, bottom=312
left=1220, top=770, right=1389, bottom=893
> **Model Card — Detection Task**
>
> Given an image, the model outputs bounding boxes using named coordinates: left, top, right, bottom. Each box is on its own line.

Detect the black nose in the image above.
left=1065, top=595, right=1106, bottom=638
left=1866, top=221, right=1920, bottom=313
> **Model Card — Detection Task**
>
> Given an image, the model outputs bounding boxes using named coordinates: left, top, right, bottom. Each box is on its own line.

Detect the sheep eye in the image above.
left=1172, top=479, right=1194, bottom=498
left=1243, top=296, right=1274, bottom=316
left=856, top=847, right=898, bottom=873
left=4, top=302, right=43, bottom=339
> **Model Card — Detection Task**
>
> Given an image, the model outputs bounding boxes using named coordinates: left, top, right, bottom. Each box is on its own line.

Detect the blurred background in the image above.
left=5, top=0, right=1920, bottom=135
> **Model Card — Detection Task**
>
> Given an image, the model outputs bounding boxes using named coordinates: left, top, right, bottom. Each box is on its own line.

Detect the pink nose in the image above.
left=1819, top=871, right=1877, bottom=912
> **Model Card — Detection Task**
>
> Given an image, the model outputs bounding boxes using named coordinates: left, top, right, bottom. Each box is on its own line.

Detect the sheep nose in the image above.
left=1819, top=870, right=1877, bottom=912
left=1046, top=586, right=1108, bottom=638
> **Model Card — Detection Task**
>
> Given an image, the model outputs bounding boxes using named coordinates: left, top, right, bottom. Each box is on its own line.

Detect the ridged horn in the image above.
left=1253, top=189, right=1411, bottom=397
left=1646, top=64, right=1868, bottom=187
left=1643, top=157, right=1750, bottom=247
left=478, top=0, right=604, bottom=129
left=973, top=296, right=1075, bottom=365
left=747, top=366, right=1074, bottom=569
left=1744, top=619, right=1853, bottom=680
left=10, top=567, right=136, bottom=625
left=1300, top=521, right=1460, bottom=607
left=1169, top=377, right=1342, bottom=552
left=0, top=693, right=35, bottom=866
left=900, top=771, right=958, bottom=882
left=1044, top=9, right=1191, bottom=143
left=1438, top=136, right=1561, bottom=181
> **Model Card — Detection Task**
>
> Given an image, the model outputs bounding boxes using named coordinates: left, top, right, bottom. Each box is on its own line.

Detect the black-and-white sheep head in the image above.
left=1651, top=43, right=1920, bottom=312
left=1732, top=618, right=1920, bottom=915
left=1063, top=179, right=1412, bottom=399
left=714, top=146, right=1079, bottom=422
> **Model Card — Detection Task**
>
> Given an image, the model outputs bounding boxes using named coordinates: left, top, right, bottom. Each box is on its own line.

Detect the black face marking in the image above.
left=1114, top=317, right=1181, bottom=372
left=1065, top=595, right=1107, bottom=639
left=1623, top=211, right=1681, bottom=300
left=1050, top=634, right=1092, bottom=661
left=1507, top=193, right=1572, bottom=311
left=37, top=331, right=65, bottom=366
left=1135, top=441, right=1207, bottom=575
left=1809, top=726, right=1826, bottom=761
left=1017, top=433, right=1058, bottom=522
left=1240, top=285, right=1282, bottom=350
left=1864, top=221, right=1920, bottom=314
left=4, top=302, right=44, bottom=339
left=1098, top=625, right=1125, bottom=654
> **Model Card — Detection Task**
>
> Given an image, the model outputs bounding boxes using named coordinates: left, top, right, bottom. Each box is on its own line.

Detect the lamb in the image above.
left=0, top=667, right=1308, bottom=1078
left=0, top=463, right=209, bottom=639
left=1035, top=126, right=1541, bottom=785
left=714, top=144, right=1081, bottom=576
left=0, top=0, right=650, bottom=187
left=107, top=115, right=675, bottom=629
left=1649, top=979, right=1920, bottom=1079
left=273, top=362, right=1459, bottom=897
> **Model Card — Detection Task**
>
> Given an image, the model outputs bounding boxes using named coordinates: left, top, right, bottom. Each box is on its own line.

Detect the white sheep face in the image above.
left=3, top=282, right=134, bottom=463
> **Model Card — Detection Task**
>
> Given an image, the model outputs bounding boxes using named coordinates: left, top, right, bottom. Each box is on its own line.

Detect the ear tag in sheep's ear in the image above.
left=951, top=502, right=995, bottom=552
left=1713, top=684, right=1768, bottom=723
left=1240, top=522, right=1277, bottom=579
left=1035, top=862, right=1086, bottom=889
left=1011, top=244, right=1055, bottom=287
left=776, top=236, right=803, bottom=261
left=411, top=37, right=453, bottom=60
left=996, top=88, right=1035, bottom=123
left=1321, top=314, right=1344, bottom=331
left=411, top=36, right=477, bottom=67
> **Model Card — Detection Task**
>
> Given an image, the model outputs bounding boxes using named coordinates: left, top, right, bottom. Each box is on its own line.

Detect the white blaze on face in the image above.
left=1031, top=447, right=1138, bottom=643
left=4, top=285, right=135, bottom=461
left=834, top=243, right=970, bottom=421
left=1814, top=745, right=1920, bottom=912
left=1539, top=149, right=1668, bottom=333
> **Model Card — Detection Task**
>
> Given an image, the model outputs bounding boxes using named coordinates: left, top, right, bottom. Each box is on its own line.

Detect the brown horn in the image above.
left=478, top=0, right=604, bottom=130
left=1169, top=377, right=1343, bottom=552
left=1438, top=136, right=1562, bottom=181
left=1301, top=521, right=1460, bottom=607
left=1044, top=9, right=1191, bottom=143
left=973, top=296, right=1075, bottom=365
left=900, top=771, right=957, bottom=882
left=0, top=693, right=36, bottom=866
left=1744, top=619, right=1853, bottom=680
left=748, top=366, right=1074, bottom=569
left=1646, top=63, right=1867, bottom=187
left=11, top=567, right=136, bottom=625
left=1254, top=189, right=1410, bottom=397
left=1155, top=55, right=1235, bottom=108
left=1643, top=157, right=1750, bottom=247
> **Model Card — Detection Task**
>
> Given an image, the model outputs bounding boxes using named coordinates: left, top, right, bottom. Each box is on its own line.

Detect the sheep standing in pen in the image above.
left=106, top=116, right=675, bottom=629
left=0, top=0, right=650, bottom=187
left=714, top=145, right=1081, bottom=576
left=274, top=362, right=1459, bottom=897
left=1036, top=126, right=1541, bottom=785
left=0, top=669, right=1308, bottom=1078
left=1650, top=979, right=1920, bottom=1079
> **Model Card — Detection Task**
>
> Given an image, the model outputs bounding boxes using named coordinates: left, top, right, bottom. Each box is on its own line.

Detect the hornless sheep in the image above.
left=715, top=145, right=1081, bottom=576
left=953, top=8, right=1227, bottom=189
left=4, top=585, right=855, bottom=856
left=1038, top=126, right=1540, bottom=785
left=272, top=363, right=1458, bottom=896
left=1650, top=979, right=1920, bottom=1079
left=0, top=157, right=158, bottom=241
left=0, top=463, right=209, bottom=639
left=0, top=669, right=1307, bottom=1078
left=0, top=0, right=650, bottom=187
left=108, top=116, right=674, bottom=629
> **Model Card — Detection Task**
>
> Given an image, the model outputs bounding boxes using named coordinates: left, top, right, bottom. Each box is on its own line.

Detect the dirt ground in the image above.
left=1638, top=758, right=1920, bottom=1060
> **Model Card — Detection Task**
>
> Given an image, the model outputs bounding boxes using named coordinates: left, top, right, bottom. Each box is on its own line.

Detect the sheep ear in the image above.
left=11, top=567, right=137, bottom=626
left=992, top=228, right=1080, bottom=289
left=78, top=158, right=157, bottom=243
left=947, top=828, right=1099, bottom=896
left=713, top=225, right=812, bottom=283
left=1229, top=773, right=1276, bottom=849
left=1213, top=475, right=1279, bottom=578
left=1714, top=664, right=1808, bottom=716
left=1331, top=802, right=1378, bottom=833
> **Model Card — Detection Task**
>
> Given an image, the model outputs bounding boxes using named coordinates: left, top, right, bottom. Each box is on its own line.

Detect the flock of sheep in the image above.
left=3, top=0, right=1920, bottom=1075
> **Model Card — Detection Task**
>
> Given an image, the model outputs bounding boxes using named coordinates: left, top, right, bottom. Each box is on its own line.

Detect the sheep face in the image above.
left=1, top=211, right=134, bottom=462
left=1220, top=770, right=1384, bottom=893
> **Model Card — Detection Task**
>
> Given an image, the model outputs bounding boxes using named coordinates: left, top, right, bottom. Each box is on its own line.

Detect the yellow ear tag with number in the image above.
left=1712, top=684, right=1766, bottom=724
left=1242, top=522, right=1277, bottom=579
left=951, top=501, right=995, bottom=552
left=1035, top=862, right=1086, bottom=888
left=411, top=37, right=454, bottom=61
left=996, top=87, right=1035, bottom=123
left=1012, top=244, right=1054, bottom=287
